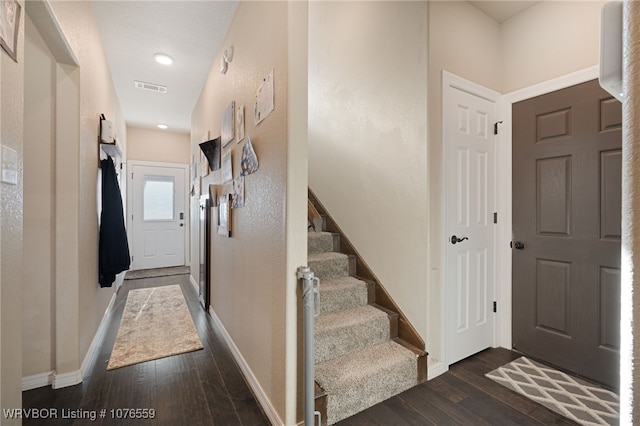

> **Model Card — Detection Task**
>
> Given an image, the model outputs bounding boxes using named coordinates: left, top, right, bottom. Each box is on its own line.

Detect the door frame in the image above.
left=494, top=65, right=600, bottom=350
left=441, top=71, right=500, bottom=367
left=126, top=160, right=190, bottom=270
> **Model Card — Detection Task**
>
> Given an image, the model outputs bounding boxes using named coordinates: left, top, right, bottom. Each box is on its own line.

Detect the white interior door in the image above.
left=444, top=73, right=498, bottom=365
left=130, top=163, right=186, bottom=270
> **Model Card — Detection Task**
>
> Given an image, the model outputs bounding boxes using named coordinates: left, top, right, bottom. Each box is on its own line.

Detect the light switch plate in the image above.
left=1, top=145, right=18, bottom=185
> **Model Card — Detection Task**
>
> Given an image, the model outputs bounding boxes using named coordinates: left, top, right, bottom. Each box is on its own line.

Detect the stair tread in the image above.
left=315, top=340, right=416, bottom=391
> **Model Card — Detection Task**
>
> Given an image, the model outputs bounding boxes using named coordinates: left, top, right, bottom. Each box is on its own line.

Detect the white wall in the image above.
left=48, top=1, right=127, bottom=376
left=18, top=0, right=127, bottom=389
left=191, top=2, right=306, bottom=423
left=501, top=1, right=605, bottom=93
left=23, top=13, right=56, bottom=379
left=309, top=0, right=429, bottom=344
left=127, top=126, right=190, bottom=164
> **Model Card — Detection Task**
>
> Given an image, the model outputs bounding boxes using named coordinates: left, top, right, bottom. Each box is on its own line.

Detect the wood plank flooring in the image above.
left=336, top=348, right=578, bottom=426
left=22, top=274, right=270, bottom=426
left=23, top=273, right=577, bottom=425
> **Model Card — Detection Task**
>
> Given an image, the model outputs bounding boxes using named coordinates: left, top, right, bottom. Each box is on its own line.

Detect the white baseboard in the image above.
left=53, top=370, right=82, bottom=389
left=22, top=371, right=54, bottom=391
left=208, top=307, right=284, bottom=426
left=190, top=274, right=199, bottom=293
left=427, top=360, right=448, bottom=380
left=25, top=291, right=118, bottom=391
left=80, top=291, right=117, bottom=379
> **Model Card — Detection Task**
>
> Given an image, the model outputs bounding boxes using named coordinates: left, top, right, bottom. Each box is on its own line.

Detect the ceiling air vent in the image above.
left=134, top=80, right=167, bottom=94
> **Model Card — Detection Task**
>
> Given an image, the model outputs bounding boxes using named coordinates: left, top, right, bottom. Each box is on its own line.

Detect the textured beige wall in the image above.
left=309, top=0, right=429, bottom=347
left=44, top=1, right=126, bottom=376
left=0, top=0, right=24, bottom=418
left=501, top=1, right=606, bottom=93
left=23, top=14, right=56, bottom=378
left=191, top=2, right=306, bottom=423
left=427, top=1, right=502, bottom=368
left=127, top=126, right=190, bottom=164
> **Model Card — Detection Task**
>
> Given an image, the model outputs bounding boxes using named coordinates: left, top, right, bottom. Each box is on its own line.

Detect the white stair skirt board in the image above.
left=208, top=307, right=284, bottom=426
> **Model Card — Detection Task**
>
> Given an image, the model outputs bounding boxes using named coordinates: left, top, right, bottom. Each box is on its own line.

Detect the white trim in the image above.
left=427, top=360, right=447, bottom=380
left=23, top=291, right=118, bottom=391
left=52, top=370, right=82, bottom=389
left=495, top=65, right=600, bottom=350
left=190, top=274, right=199, bottom=294
left=441, top=71, right=500, bottom=367
left=80, top=292, right=117, bottom=378
left=22, top=371, right=54, bottom=391
left=126, top=160, right=190, bottom=271
left=208, top=307, right=284, bottom=426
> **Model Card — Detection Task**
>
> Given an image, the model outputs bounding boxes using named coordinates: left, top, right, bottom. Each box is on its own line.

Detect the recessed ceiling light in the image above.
left=154, top=53, right=173, bottom=65
left=157, top=124, right=168, bottom=130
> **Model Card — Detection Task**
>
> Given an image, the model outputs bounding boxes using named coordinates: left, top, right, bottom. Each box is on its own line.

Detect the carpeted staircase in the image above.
left=308, top=194, right=427, bottom=425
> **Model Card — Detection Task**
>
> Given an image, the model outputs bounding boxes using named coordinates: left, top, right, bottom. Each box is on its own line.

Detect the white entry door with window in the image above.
left=129, top=162, right=187, bottom=270
left=443, top=72, right=499, bottom=365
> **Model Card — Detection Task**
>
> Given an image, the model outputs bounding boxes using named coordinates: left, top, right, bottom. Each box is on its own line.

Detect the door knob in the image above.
left=512, top=241, right=525, bottom=250
left=450, top=235, right=469, bottom=245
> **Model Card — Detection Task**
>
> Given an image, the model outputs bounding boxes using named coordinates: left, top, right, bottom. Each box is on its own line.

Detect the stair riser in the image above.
left=320, top=287, right=367, bottom=315
left=324, top=360, right=417, bottom=425
left=309, top=257, right=350, bottom=280
left=315, top=317, right=389, bottom=364
left=308, top=233, right=335, bottom=254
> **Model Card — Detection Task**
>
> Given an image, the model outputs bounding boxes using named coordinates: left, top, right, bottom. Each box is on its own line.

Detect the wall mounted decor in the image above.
left=254, top=69, right=274, bottom=125
left=199, top=137, right=221, bottom=171
left=232, top=176, right=245, bottom=208
left=240, top=137, right=259, bottom=176
left=0, top=0, right=21, bottom=63
left=236, top=105, right=245, bottom=143
left=221, top=101, right=235, bottom=147
left=222, top=150, right=233, bottom=183
left=217, top=194, right=232, bottom=237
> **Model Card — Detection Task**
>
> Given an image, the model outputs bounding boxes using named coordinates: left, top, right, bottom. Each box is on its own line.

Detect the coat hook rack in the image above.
left=98, top=113, right=121, bottom=168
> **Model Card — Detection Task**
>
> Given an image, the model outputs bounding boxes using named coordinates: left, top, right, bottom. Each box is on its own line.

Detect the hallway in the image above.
left=22, top=274, right=269, bottom=425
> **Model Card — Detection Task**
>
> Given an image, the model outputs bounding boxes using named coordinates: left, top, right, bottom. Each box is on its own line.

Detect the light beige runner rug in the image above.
left=107, top=285, right=203, bottom=370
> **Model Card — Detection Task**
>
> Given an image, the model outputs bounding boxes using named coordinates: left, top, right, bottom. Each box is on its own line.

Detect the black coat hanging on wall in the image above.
left=99, top=156, right=130, bottom=287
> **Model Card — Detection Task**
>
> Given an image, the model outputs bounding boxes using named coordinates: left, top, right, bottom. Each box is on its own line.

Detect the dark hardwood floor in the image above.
left=336, top=348, right=578, bottom=426
left=24, top=273, right=577, bottom=426
left=22, top=274, right=270, bottom=426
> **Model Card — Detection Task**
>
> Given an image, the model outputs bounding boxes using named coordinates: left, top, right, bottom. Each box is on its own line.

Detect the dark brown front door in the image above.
left=512, top=79, right=621, bottom=389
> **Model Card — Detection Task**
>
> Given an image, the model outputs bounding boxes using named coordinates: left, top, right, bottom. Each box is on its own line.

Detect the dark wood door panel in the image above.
left=512, top=79, right=621, bottom=389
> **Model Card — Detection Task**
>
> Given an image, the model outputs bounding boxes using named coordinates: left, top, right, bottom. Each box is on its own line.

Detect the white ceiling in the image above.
left=90, top=1, right=538, bottom=136
left=469, top=1, right=540, bottom=23
left=90, top=0, right=238, bottom=134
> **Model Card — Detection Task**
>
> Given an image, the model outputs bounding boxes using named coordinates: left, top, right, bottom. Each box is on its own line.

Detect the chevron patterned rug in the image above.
left=486, top=357, right=619, bottom=426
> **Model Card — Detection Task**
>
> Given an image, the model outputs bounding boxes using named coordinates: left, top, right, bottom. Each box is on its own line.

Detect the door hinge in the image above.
left=131, top=172, right=134, bottom=179
left=493, top=301, right=497, bottom=313
left=494, top=121, right=503, bottom=135
left=493, top=212, right=498, bottom=224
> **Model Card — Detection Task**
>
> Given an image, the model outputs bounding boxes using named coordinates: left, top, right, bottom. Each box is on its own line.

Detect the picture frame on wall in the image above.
left=0, top=0, right=21, bottom=63
left=221, top=101, right=235, bottom=147
left=217, top=193, right=232, bottom=237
